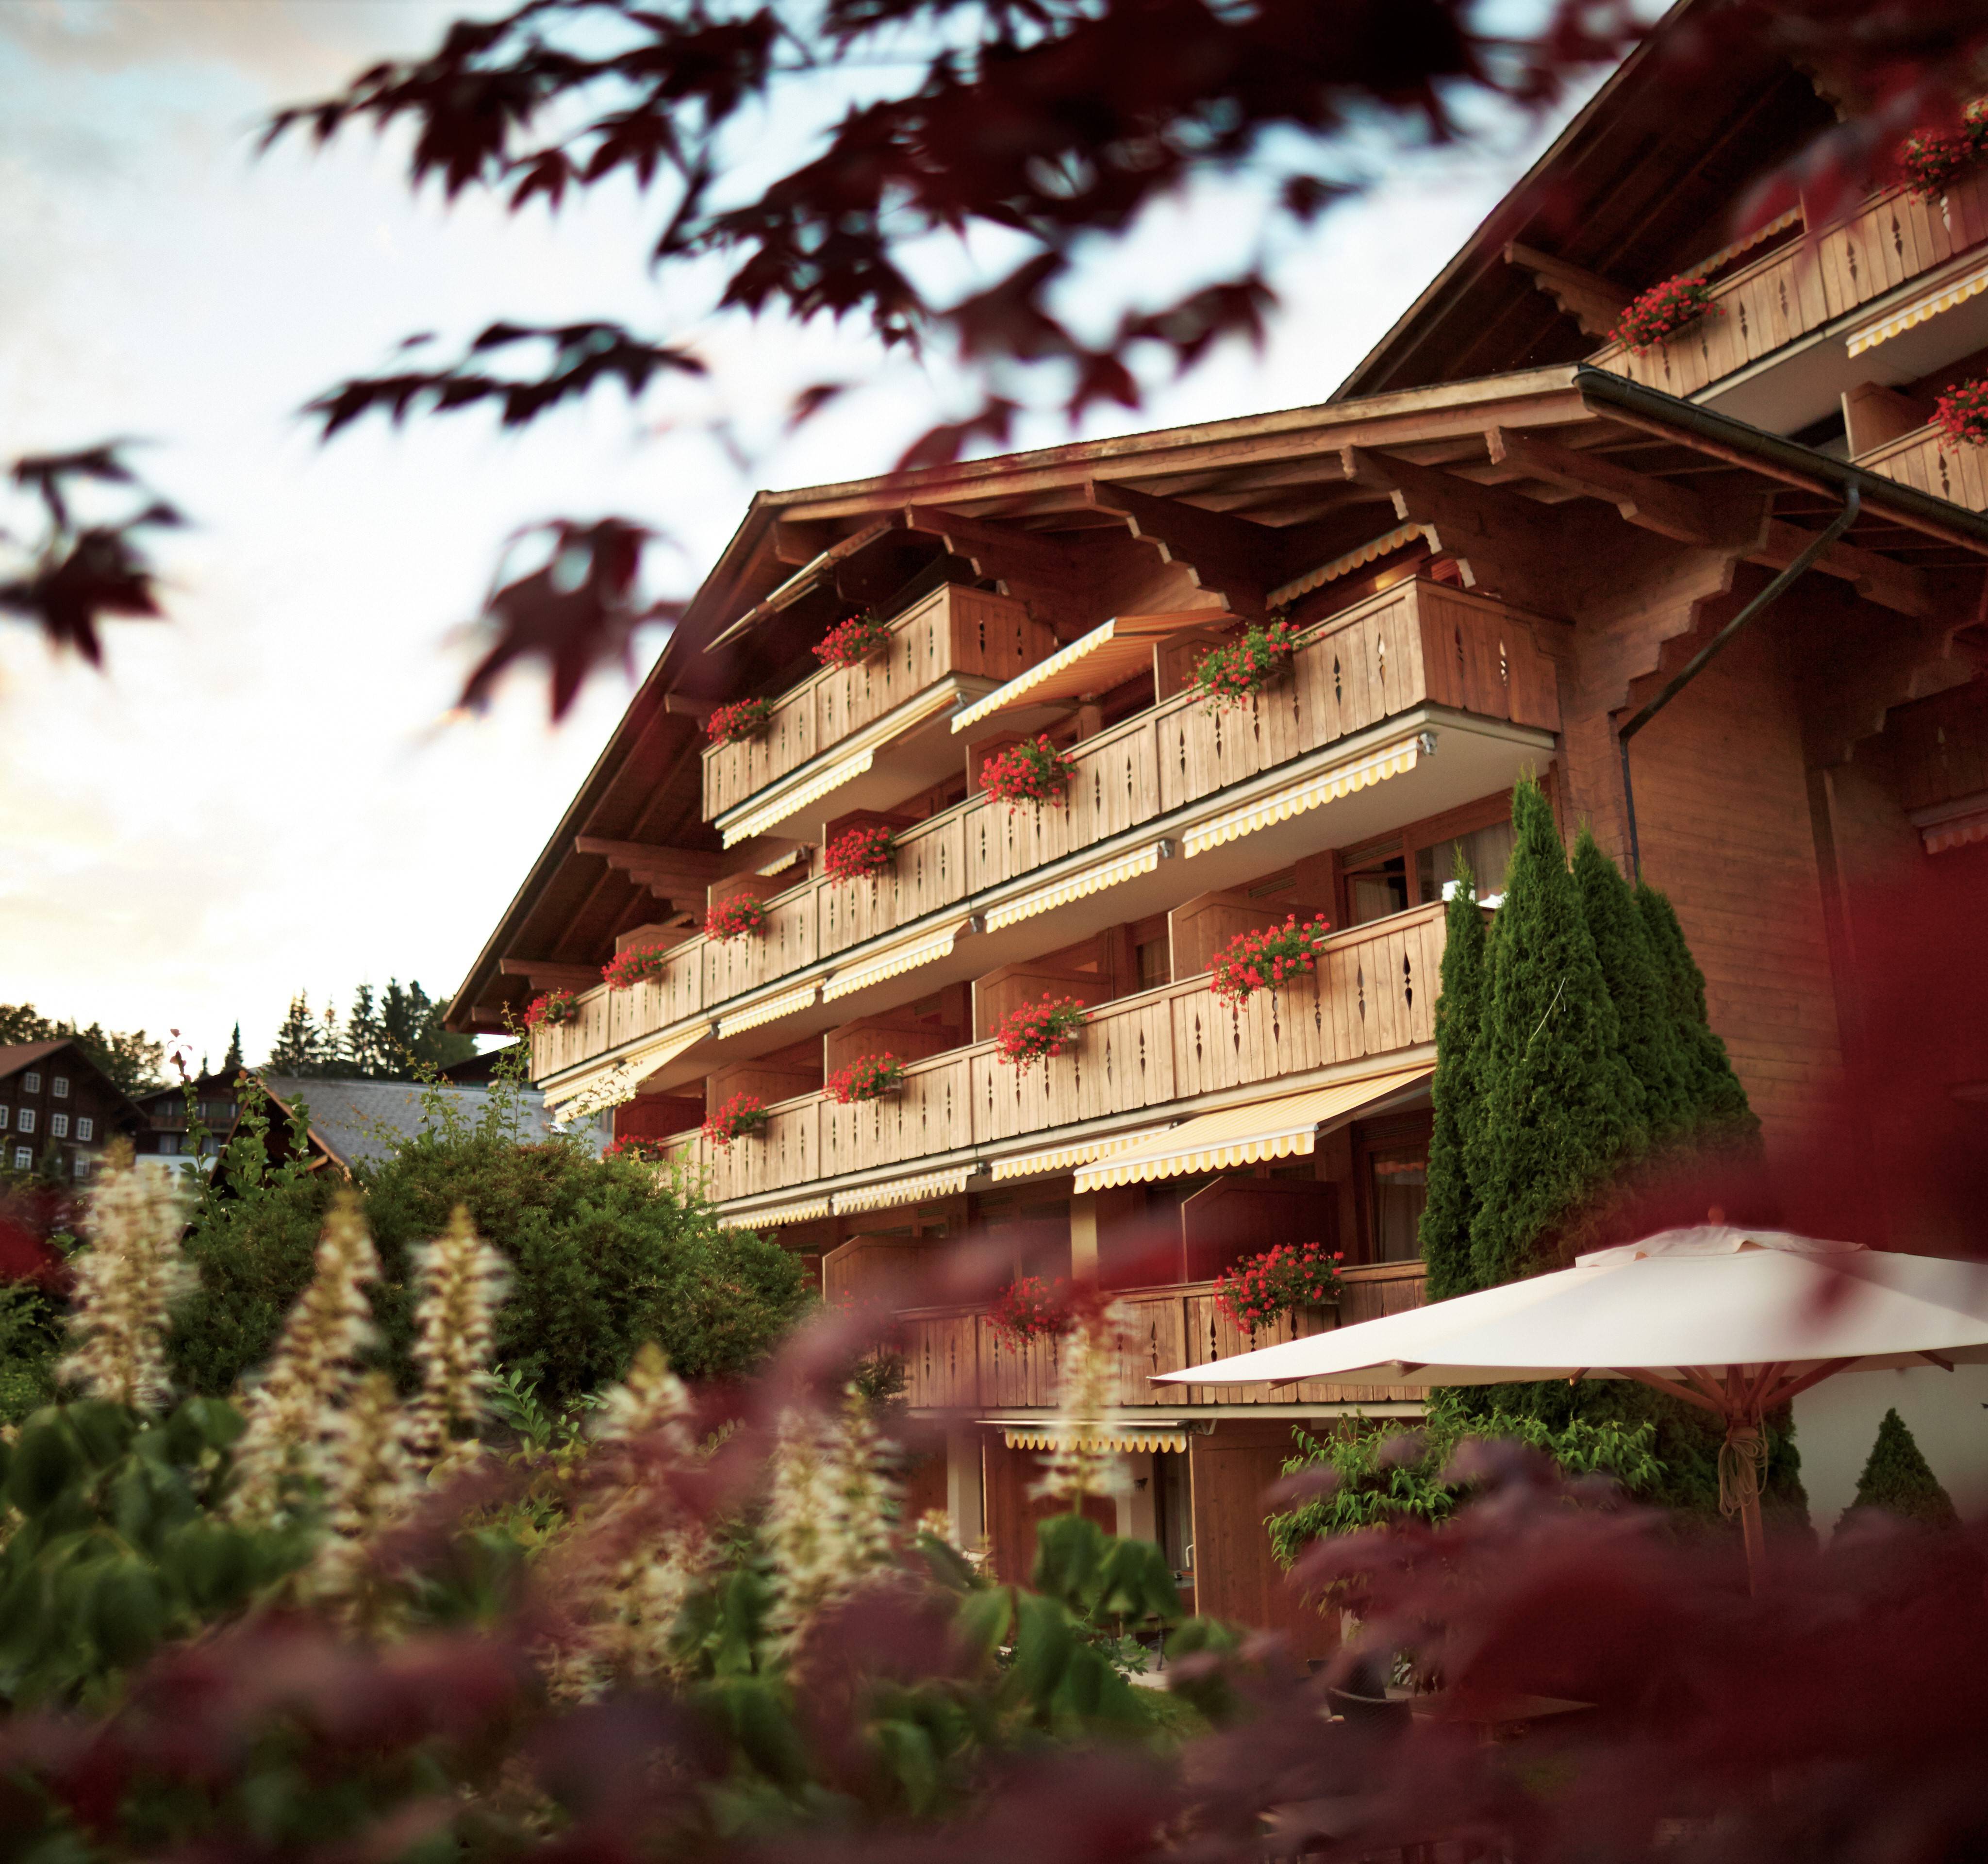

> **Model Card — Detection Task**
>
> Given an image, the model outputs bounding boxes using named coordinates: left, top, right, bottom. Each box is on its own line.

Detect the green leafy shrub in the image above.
left=1839, top=1407, right=1960, bottom=1532
left=0, top=1282, right=64, bottom=1425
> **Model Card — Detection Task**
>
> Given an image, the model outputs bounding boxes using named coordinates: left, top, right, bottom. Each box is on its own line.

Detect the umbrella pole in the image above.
left=1719, top=1418, right=1769, bottom=1596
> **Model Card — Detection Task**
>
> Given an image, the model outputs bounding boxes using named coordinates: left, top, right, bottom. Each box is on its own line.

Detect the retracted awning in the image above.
left=542, top=1019, right=712, bottom=1117
left=990, top=1124, right=1177, bottom=1182
left=704, top=520, right=898, bottom=653
left=717, top=1196, right=831, bottom=1231
left=1183, top=732, right=1431, bottom=857
left=1848, top=257, right=1988, bottom=358
left=951, top=610, right=1237, bottom=735
left=716, top=983, right=819, bottom=1039
left=1073, top=1065, right=1432, bottom=1192
left=999, top=1423, right=1188, bottom=1454
left=983, top=842, right=1165, bottom=932
left=723, top=748, right=874, bottom=846
left=1269, top=524, right=1427, bottom=608
left=833, top=1165, right=974, bottom=1215
left=1912, top=790, right=1988, bottom=856
left=822, top=918, right=970, bottom=1001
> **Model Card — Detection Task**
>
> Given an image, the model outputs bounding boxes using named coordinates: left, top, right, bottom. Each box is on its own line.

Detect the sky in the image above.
left=0, top=0, right=1603, bottom=1073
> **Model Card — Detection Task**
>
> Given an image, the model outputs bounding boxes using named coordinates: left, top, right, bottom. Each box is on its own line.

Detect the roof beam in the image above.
left=1083, top=480, right=1274, bottom=612
left=498, top=959, right=601, bottom=991
left=1485, top=425, right=1719, bottom=545
left=1502, top=242, right=1630, bottom=339
left=574, top=837, right=725, bottom=902
left=1753, top=518, right=1931, bottom=617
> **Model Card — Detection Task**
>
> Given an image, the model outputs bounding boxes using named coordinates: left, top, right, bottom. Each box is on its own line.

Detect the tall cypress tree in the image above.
left=1466, top=779, right=1647, bottom=1288
left=1573, top=829, right=1691, bottom=1147
left=1839, top=1407, right=1959, bottom=1531
left=1419, top=854, right=1487, bottom=1301
left=222, top=1022, right=245, bottom=1075
left=1635, top=883, right=1760, bottom=1149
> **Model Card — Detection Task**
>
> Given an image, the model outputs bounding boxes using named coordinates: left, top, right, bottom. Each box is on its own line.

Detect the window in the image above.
left=11, top=1147, right=29, bottom=1171
left=49, top=1114, right=68, bottom=1139
left=16, top=1109, right=34, bottom=1135
left=51, top=1075, right=69, bottom=1098
left=158, top=1133, right=181, bottom=1157
left=0, top=1107, right=8, bottom=1130
left=1341, top=837, right=1409, bottom=926
left=1353, top=1113, right=1432, bottom=1264
left=22, top=1072, right=39, bottom=1094
left=76, top=1117, right=94, bottom=1143
left=1415, top=816, right=1517, bottom=906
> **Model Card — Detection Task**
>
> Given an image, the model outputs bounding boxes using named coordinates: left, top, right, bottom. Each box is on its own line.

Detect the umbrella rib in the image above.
left=1618, top=1367, right=1725, bottom=1415
left=1752, top=1360, right=1846, bottom=1413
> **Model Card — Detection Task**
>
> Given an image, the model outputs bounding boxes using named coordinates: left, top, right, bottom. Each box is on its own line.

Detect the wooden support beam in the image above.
left=1084, top=479, right=1274, bottom=613
left=1486, top=426, right=1721, bottom=545
left=1752, top=518, right=1932, bottom=616
left=574, top=838, right=726, bottom=903
left=498, top=959, right=600, bottom=991
left=902, top=505, right=1082, bottom=583
left=1503, top=241, right=1630, bottom=338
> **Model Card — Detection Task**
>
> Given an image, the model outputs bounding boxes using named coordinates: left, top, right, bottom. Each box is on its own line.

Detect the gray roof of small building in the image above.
left=259, top=1076, right=590, bottom=1171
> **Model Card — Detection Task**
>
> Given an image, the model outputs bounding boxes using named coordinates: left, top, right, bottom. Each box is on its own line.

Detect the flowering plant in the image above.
left=1191, top=618, right=1300, bottom=709
left=707, top=696, right=772, bottom=746
left=814, top=609, right=893, bottom=668
left=1214, top=1241, right=1344, bottom=1332
left=602, top=945, right=671, bottom=990
left=705, top=894, right=769, bottom=942
left=522, top=989, right=580, bottom=1029
left=702, top=1093, right=767, bottom=1146
left=994, top=995, right=1088, bottom=1070
left=604, top=1134, right=671, bottom=1164
left=1932, top=377, right=1988, bottom=448
left=1614, top=273, right=1719, bottom=352
left=978, top=735, right=1076, bottom=809
left=826, top=1052, right=904, bottom=1103
left=1209, top=914, right=1335, bottom=1007
left=989, top=1274, right=1073, bottom=1352
left=824, top=824, right=895, bottom=883
left=1900, top=103, right=1988, bottom=199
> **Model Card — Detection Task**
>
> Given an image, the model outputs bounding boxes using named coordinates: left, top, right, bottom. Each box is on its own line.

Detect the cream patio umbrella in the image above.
left=1155, top=1227, right=1988, bottom=1589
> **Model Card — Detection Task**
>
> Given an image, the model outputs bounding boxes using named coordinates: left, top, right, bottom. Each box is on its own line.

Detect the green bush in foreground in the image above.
left=1840, top=1407, right=1960, bottom=1532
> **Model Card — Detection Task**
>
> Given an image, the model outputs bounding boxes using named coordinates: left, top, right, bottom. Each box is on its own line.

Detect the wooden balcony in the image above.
left=1855, top=422, right=1988, bottom=514
left=901, top=1262, right=1430, bottom=1412
left=532, top=576, right=1546, bottom=1090
left=657, top=901, right=1447, bottom=1204
left=700, top=583, right=1055, bottom=827
left=1589, top=173, right=1988, bottom=399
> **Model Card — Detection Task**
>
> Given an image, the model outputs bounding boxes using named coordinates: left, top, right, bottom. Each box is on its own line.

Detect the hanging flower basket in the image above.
left=826, top=1052, right=905, bottom=1104
left=1899, top=104, right=1988, bottom=200
left=604, top=1134, right=671, bottom=1164
left=989, top=1275, right=1074, bottom=1353
left=813, top=610, right=893, bottom=668
left=705, top=895, right=769, bottom=943
left=602, top=946, right=671, bottom=990
left=707, top=697, right=772, bottom=746
left=1213, top=1242, right=1345, bottom=1333
left=1614, top=274, right=1719, bottom=352
left=1191, top=619, right=1301, bottom=710
left=979, top=736, right=1076, bottom=810
left=703, top=1093, right=768, bottom=1147
left=1209, top=914, right=1335, bottom=1008
left=523, top=989, right=581, bottom=1029
left=1932, top=378, right=1988, bottom=448
left=994, top=995, right=1089, bottom=1071
left=824, top=824, right=895, bottom=883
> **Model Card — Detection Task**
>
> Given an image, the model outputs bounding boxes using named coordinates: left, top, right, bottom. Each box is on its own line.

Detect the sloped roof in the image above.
left=259, top=1076, right=573, bottom=1172
left=0, top=1042, right=70, bottom=1080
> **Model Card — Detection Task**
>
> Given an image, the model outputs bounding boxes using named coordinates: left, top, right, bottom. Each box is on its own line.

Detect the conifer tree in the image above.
left=222, top=1023, right=245, bottom=1075
left=1573, top=829, right=1691, bottom=1146
left=1635, top=884, right=1760, bottom=1148
left=267, top=993, right=327, bottom=1076
left=1466, top=778, right=1646, bottom=1288
left=1419, top=854, right=1487, bottom=1301
left=1839, top=1407, right=1959, bottom=1531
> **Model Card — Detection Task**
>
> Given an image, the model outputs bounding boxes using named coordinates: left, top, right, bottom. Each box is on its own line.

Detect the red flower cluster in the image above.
left=702, top=1093, right=767, bottom=1147
left=1191, top=618, right=1300, bottom=710
left=1209, top=914, right=1333, bottom=1007
left=522, top=989, right=580, bottom=1029
left=705, top=894, right=768, bottom=943
left=1932, top=377, right=1988, bottom=449
left=604, top=1134, right=670, bottom=1164
left=988, top=1274, right=1073, bottom=1352
left=1900, top=103, right=1988, bottom=200
left=994, top=994, right=1088, bottom=1071
left=1614, top=273, right=1719, bottom=352
left=826, top=1051, right=904, bottom=1103
left=1213, top=1241, right=1344, bottom=1333
left=978, top=735, right=1075, bottom=810
left=706, top=697, right=772, bottom=746
left=602, top=946, right=671, bottom=990
left=824, top=824, right=895, bottom=883
left=813, top=610, right=892, bottom=668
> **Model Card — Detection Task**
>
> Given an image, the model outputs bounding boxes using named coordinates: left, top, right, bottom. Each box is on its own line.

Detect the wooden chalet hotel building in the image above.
left=452, top=16, right=1988, bottom=1634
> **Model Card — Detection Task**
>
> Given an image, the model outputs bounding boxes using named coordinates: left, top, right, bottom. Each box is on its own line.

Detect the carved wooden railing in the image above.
left=1590, top=174, right=1988, bottom=399
left=657, top=903, right=1446, bottom=1203
left=1855, top=422, right=1988, bottom=514
left=701, top=583, right=1052, bottom=823
left=900, top=1261, right=1431, bottom=1411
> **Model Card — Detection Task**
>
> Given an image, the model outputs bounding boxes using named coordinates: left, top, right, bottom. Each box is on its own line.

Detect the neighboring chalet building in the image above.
left=449, top=16, right=1988, bottom=1628
left=0, top=1042, right=145, bottom=1179
left=134, top=1070, right=241, bottom=1166
left=247, top=1076, right=602, bottom=1176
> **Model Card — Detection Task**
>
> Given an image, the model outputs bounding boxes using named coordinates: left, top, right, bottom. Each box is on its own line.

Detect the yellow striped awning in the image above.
left=1183, top=732, right=1431, bottom=857
left=833, top=1166, right=973, bottom=1215
left=823, top=919, right=968, bottom=1002
left=723, top=748, right=874, bottom=847
left=990, top=1124, right=1177, bottom=1182
left=717, top=1196, right=831, bottom=1231
left=716, top=983, right=818, bottom=1039
left=541, top=1020, right=712, bottom=1115
left=1269, top=524, right=1428, bottom=608
left=1001, top=1424, right=1187, bottom=1454
left=1848, top=257, right=1988, bottom=358
left=1917, top=798, right=1988, bottom=855
left=984, top=842, right=1163, bottom=932
left=952, top=610, right=1236, bottom=734
left=1073, top=1065, right=1432, bottom=1192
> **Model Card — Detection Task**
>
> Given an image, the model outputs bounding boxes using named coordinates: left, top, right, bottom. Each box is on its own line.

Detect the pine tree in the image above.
left=1573, top=829, right=1691, bottom=1146
left=267, top=993, right=327, bottom=1077
left=1839, top=1407, right=1959, bottom=1531
left=1419, top=853, right=1487, bottom=1301
left=344, top=984, right=393, bottom=1079
left=1635, top=884, right=1760, bottom=1149
left=222, top=1023, right=245, bottom=1075
left=1466, top=778, right=1647, bottom=1288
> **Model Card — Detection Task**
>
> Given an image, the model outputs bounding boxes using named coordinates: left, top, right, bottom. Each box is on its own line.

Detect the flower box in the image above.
left=1614, top=273, right=1719, bottom=353
left=1933, top=377, right=1988, bottom=449
left=703, top=1093, right=768, bottom=1147
left=604, top=1134, right=671, bottom=1164
left=705, top=894, right=769, bottom=943
left=1190, top=619, right=1300, bottom=710
left=1209, top=914, right=1335, bottom=1008
left=1213, top=1242, right=1345, bottom=1334
left=602, top=946, right=672, bottom=991
left=824, top=823, right=895, bottom=884
left=826, top=1052, right=904, bottom=1104
left=988, top=1274, right=1073, bottom=1352
left=813, top=610, right=893, bottom=668
left=994, top=995, right=1089, bottom=1072
left=707, top=697, right=772, bottom=746
left=1900, top=104, right=1988, bottom=200
left=523, top=989, right=581, bottom=1029
left=978, top=735, right=1076, bottom=810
